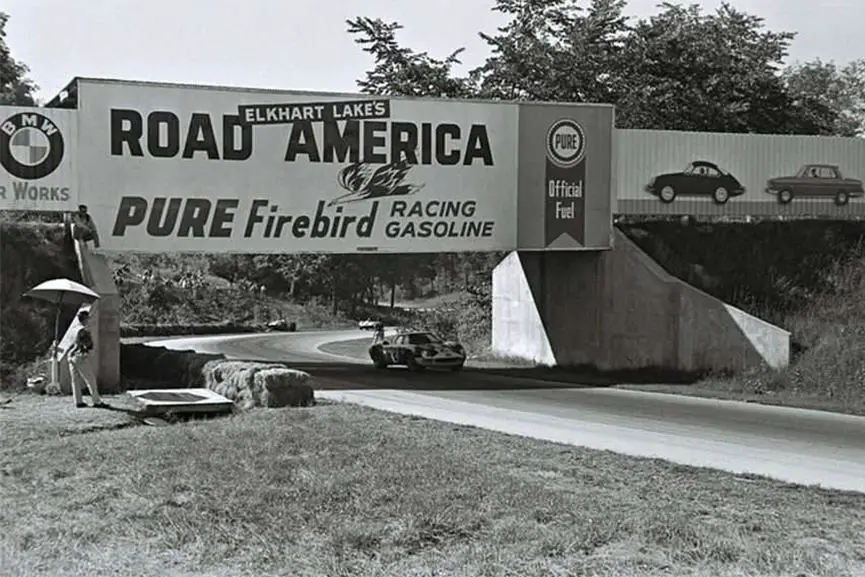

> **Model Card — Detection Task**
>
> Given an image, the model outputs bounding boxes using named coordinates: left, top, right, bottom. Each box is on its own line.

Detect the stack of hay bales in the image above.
left=203, top=360, right=314, bottom=410
left=120, top=343, right=315, bottom=410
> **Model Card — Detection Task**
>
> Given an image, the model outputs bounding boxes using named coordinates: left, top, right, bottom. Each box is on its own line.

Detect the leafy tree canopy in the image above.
left=347, top=0, right=865, bottom=136
left=0, top=12, right=37, bottom=106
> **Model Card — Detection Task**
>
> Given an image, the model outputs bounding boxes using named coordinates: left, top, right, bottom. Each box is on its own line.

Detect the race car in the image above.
left=358, top=319, right=380, bottom=331
left=369, top=330, right=466, bottom=371
left=266, top=318, right=296, bottom=332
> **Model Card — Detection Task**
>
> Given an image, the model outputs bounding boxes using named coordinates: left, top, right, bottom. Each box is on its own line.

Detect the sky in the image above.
left=5, top=0, right=864, bottom=103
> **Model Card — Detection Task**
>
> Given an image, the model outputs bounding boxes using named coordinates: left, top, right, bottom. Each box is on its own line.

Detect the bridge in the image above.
left=4, top=76, right=864, bottom=392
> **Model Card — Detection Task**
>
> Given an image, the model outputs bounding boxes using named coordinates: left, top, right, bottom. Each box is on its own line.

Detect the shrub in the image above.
left=298, top=297, right=344, bottom=328
left=413, top=283, right=492, bottom=355
left=121, top=282, right=268, bottom=326
left=116, top=271, right=351, bottom=334
left=715, top=254, right=865, bottom=405
left=619, top=219, right=865, bottom=321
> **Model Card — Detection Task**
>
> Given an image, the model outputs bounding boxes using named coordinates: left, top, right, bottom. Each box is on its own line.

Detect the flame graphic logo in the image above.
left=329, top=161, right=425, bottom=207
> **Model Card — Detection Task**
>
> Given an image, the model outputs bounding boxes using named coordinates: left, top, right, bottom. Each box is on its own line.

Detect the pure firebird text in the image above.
left=111, top=197, right=495, bottom=240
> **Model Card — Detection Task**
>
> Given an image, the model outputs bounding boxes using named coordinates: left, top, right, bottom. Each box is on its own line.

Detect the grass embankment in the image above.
left=2, top=396, right=864, bottom=577
left=623, top=266, right=865, bottom=414
left=618, top=221, right=865, bottom=415
left=0, top=220, right=81, bottom=389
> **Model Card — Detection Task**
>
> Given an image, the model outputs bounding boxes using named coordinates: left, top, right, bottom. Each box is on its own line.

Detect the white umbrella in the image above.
left=24, top=278, right=101, bottom=387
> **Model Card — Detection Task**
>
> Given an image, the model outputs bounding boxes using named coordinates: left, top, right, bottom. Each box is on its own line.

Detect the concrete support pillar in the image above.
left=66, top=240, right=122, bottom=394
left=91, top=290, right=121, bottom=392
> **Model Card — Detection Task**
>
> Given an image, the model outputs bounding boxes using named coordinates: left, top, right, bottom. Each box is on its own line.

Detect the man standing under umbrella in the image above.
left=69, top=310, right=107, bottom=409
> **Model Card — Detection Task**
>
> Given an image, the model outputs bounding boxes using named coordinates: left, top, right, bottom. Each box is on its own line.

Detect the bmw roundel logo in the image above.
left=545, top=118, right=586, bottom=168
left=0, top=111, right=65, bottom=180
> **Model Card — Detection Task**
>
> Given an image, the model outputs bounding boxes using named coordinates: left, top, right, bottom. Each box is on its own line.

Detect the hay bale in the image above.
left=202, top=360, right=313, bottom=409
left=202, top=359, right=239, bottom=399
left=236, top=388, right=254, bottom=411
left=182, top=352, right=224, bottom=388
left=254, top=367, right=314, bottom=408
left=203, top=360, right=270, bottom=406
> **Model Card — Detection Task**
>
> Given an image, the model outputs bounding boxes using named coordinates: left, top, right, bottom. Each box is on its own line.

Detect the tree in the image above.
left=614, top=2, right=833, bottom=134
left=472, top=0, right=630, bottom=103
left=0, top=12, right=37, bottom=106
left=275, top=254, right=334, bottom=300
left=345, top=17, right=477, bottom=98
left=346, top=0, right=847, bottom=136
left=782, top=58, right=865, bottom=137
left=372, top=254, right=407, bottom=307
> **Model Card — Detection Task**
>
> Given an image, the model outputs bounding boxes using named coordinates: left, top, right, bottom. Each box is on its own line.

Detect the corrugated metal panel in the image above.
left=616, top=129, right=865, bottom=217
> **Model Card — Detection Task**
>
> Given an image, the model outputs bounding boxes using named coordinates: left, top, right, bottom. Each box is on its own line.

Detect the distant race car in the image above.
left=358, top=319, right=380, bottom=331
left=368, top=330, right=466, bottom=372
left=266, top=319, right=296, bottom=332
left=645, top=160, right=746, bottom=204
left=765, top=163, right=864, bottom=206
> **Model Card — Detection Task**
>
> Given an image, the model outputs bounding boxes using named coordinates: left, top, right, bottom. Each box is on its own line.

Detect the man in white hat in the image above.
left=69, top=310, right=107, bottom=409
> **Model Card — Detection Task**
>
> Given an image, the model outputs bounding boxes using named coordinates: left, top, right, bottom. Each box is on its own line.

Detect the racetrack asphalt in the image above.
left=146, top=330, right=865, bottom=494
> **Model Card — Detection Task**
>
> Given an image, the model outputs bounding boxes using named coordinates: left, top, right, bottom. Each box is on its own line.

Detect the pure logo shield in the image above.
left=544, top=117, right=587, bottom=247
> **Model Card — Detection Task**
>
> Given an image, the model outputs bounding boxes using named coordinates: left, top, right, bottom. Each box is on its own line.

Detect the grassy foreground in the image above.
left=2, top=396, right=864, bottom=577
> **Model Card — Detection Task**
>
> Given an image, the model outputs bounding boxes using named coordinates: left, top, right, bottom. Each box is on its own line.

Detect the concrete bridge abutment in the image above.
left=492, top=228, right=790, bottom=374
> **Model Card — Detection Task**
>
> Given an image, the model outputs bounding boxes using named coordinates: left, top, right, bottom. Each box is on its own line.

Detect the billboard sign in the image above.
left=75, top=79, right=519, bottom=253
left=0, top=106, right=78, bottom=212
left=516, top=103, right=615, bottom=250
left=617, top=129, right=865, bottom=218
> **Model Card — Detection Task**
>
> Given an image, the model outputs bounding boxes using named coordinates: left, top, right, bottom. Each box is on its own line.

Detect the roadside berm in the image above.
left=492, top=227, right=790, bottom=374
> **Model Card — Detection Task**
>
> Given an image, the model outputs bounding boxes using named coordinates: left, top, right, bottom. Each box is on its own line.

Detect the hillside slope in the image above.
left=617, top=219, right=865, bottom=413
left=619, top=219, right=865, bottom=323
left=107, top=253, right=355, bottom=334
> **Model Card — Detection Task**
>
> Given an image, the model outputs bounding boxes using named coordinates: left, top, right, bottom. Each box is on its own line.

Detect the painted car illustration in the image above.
left=645, top=161, right=746, bottom=205
left=765, top=164, right=864, bottom=206
left=368, top=330, right=466, bottom=372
